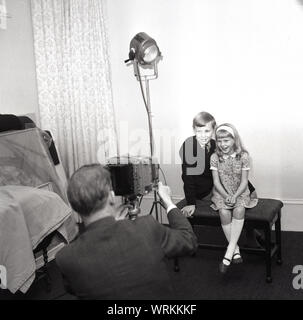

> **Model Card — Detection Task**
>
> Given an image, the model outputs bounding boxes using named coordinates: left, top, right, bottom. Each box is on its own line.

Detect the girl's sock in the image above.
left=223, top=218, right=244, bottom=265
left=221, top=223, right=231, bottom=242
left=221, top=223, right=240, bottom=265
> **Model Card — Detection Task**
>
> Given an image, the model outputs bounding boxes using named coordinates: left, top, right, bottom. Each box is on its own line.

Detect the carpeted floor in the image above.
left=1, top=227, right=303, bottom=300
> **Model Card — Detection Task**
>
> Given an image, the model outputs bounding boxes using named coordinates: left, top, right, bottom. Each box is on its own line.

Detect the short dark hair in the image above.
left=67, top=164, right=112, bottom=216
left=192, top=111, right=216, bottom=129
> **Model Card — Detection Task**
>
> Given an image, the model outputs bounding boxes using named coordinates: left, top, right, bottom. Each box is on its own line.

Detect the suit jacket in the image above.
left=179, top=137, right=216, bottom=205
left=55, top=208, right=197, bottom=300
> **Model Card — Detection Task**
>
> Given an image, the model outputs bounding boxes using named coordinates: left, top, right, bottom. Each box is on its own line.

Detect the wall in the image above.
left=0, top=0, right=302, bottom=230
left=107, top=0, right=303, bottom=231
left=0, top=0, right=38, bottom=120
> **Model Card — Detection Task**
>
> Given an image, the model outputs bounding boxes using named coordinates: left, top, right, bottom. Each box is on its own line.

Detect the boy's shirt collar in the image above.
left=194, top=136, right=211, bottom=152
left=198, top=141, right=211, bottom=152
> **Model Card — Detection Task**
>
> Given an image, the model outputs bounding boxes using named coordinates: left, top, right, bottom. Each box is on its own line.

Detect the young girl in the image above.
left=210, top=123, right=258, bottom=273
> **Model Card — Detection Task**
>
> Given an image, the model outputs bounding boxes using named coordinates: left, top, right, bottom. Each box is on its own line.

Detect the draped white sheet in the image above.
left=30, top=0, right=118, bottom=176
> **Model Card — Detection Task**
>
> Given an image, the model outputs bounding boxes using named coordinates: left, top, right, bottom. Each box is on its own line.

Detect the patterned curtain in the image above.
left=30, top=0, right=118, bottom=177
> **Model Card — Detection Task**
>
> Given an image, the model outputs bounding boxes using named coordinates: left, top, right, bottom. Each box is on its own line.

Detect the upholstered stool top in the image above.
left=192, top=198, right=283, bottom=222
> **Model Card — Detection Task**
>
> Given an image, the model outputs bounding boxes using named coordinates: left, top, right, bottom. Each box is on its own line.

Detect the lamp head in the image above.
left=128, top=32, right=161, bottom=65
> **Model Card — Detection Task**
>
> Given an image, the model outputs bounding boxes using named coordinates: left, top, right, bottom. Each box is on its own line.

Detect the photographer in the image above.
left=55, top=163, right=197, bottom=300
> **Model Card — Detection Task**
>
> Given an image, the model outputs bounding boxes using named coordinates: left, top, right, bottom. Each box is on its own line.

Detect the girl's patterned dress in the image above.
left=210, top=152, right=258, bottom=210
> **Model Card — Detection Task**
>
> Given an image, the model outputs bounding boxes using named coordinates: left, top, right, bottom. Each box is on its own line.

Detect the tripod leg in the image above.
left=148, top=190, right=165, bottom=221
left=153, top=190, right=159, bottom=221
left=149, top=202, right=155, bottom=216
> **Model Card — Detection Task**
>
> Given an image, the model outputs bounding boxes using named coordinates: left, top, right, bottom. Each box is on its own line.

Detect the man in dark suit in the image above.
left=55, top=163, right=197, bottom=300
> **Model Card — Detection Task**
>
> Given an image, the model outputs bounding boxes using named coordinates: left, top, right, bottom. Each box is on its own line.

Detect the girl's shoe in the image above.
left=219, top=257, right=231, bottom=273
left=232, top=253, right=243, bottom=264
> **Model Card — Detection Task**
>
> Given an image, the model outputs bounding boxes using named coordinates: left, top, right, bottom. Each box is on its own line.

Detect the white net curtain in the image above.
left=31, top=0, right=118, bottom=176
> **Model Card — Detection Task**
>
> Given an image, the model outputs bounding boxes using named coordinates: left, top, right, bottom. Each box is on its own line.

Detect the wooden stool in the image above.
left=178, top=198, right=283, bottom=283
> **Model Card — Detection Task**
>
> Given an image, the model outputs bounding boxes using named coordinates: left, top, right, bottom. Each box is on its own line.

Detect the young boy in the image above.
left=178, top=111, right=260, bottom=247
left=178, top=112, right=216, bottom=216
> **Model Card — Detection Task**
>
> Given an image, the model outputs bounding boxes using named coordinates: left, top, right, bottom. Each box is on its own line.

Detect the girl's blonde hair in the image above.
left=215, top=123, right=248, bottom=160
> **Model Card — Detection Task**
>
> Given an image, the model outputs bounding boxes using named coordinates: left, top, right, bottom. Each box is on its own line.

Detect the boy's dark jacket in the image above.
left=179, top=136, right=216, bottom=205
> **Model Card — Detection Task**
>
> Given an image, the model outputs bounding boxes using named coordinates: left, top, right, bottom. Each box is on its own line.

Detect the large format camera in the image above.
left=106, top=156, right=159, bottom=221
left=106, top=156, right=159, bottom=197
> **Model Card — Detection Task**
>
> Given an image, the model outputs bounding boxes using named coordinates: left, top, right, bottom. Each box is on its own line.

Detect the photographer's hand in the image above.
left=114, top=208, right=129, bottom=220
left=157, top=181, right=174, bottom=210
left=181, top=205, right=195, bottom=217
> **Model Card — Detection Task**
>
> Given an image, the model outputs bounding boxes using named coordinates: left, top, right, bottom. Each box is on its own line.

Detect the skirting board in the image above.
left=140, top=196, right=303, bottom=232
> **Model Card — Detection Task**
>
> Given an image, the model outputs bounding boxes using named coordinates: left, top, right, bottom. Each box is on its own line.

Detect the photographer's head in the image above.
left=67, top=164, right=115, bottom=224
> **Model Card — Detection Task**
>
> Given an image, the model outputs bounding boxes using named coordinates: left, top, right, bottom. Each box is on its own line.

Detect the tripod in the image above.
left=148, top=184, right=166, bottom=221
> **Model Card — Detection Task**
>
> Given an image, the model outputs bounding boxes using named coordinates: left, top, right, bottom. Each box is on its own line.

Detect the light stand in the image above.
left=134, top=61, right=165, bottom=221
left=125, top=33, right=165, bottom=221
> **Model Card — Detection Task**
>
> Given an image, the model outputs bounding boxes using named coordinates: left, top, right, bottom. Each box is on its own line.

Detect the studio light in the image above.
left=113, top=32, right=164, bottom=221
left=125, top=32, right=161, bottom=65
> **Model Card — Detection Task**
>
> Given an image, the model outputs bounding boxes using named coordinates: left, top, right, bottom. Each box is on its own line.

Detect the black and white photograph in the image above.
left=1, top=0, right=303, bottom=305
